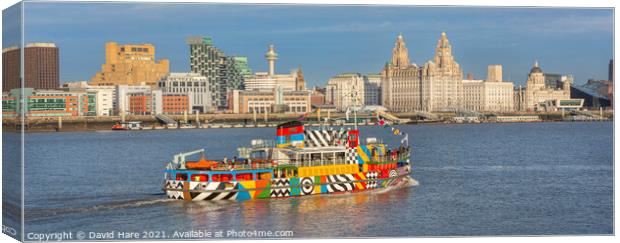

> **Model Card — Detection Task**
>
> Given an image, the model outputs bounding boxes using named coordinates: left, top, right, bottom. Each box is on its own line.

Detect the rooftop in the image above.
left=26, top=42, right=56, bottom=48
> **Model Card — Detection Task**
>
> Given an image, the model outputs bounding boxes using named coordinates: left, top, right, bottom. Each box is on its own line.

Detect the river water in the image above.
left=5, top=122, right=614, bottom=238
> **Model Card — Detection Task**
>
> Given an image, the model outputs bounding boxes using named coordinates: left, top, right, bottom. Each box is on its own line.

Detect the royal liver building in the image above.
left=381, top=32, right=463, bottom=112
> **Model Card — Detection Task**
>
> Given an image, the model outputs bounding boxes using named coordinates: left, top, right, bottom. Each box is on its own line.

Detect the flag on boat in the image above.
left=376, top=118, right=386, bottom=126
left=401, top=133, right=409, bottom=145
left=345, top=107, right=351, bottom=120
left=392, top=128, right=401, bottom=135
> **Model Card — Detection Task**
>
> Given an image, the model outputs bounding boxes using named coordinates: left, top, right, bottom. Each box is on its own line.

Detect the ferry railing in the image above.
left=182, top=147, right=411, bottom=172
left=251, top=140, right=276, bottom=149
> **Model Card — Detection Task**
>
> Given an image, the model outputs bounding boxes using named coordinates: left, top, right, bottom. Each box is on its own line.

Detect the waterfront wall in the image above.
left=1, top=111, right=613, bottom=132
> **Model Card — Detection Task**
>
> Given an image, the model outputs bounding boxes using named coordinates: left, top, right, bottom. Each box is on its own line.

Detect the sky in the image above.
left=4, top=2, right=614, bottom=87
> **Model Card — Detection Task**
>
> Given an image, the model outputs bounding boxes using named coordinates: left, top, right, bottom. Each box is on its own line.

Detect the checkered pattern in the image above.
left=365, top=172, right=378, bottom=189
left=346, top=147, right=358, bottom=164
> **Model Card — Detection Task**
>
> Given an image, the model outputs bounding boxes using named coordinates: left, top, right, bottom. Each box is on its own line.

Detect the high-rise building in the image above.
left=2, top=43, right=60, bottom=91
left=381, top=33, right=463, bottom=112
left=91, top=42, right=169, bottom=87
left=187, top=36, right=246, bottom=109
left=231, top=56, right=252, bottom=77
left=2, top=46, right=21, bottom=92
left=325, top=73, right=365, bottom=111
left=158, top=72, right=213, bottom=113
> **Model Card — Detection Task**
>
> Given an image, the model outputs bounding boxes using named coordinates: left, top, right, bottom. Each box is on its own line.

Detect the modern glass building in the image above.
left=187, top=36, right=247, bottom=110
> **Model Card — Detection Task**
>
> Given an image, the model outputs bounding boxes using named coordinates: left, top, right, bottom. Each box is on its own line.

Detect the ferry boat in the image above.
left=163, top=121, right=412, bottom=201
left=112, top=121, right=142, bottom=130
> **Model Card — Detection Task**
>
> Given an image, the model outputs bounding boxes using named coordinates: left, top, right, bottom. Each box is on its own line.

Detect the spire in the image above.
left=534, top=60, right=539, bottom=68
left=434, top=32, right=454, bottom=68
left=390, top=34, right=410, bottom=68
left=438, top=32, right=450, bottom=49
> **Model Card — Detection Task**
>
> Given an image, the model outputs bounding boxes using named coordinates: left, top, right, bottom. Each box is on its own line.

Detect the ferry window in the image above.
left=220, top=174, right=232, bottom=182
left=175, top=173, right=187, bottom=181
left=259, top=172, right=271, bottom=180
left=192, top=174, right=208, bottom=182
left=311, top=153, right=321, bottom=165
left=336, top=152, right=346, bottom=164
left=251, top=150, right=267, bottom=159
left=236, top=173, right=251, bottom=181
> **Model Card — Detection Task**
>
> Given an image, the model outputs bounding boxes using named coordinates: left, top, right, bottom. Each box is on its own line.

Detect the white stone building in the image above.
left=157, top=72, right=212, bottom=113
left=229, top=89, right=311, bottom=114
left=325, top=73, right=366, bottom=111
left=515, top=61, right=572, bottom=111
left=62, top=81, right=114, bottom=116
left=381, top=33, right=463, bottom=112
left=461, top=65, right=514, bottom=112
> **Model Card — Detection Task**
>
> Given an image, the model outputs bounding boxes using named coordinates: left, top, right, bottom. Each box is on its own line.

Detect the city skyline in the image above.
left=3, top=2, right=614, bottom=87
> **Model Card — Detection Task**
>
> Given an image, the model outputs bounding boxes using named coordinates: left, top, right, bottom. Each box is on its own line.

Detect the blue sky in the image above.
left=7, top=2, right=614, bottom=86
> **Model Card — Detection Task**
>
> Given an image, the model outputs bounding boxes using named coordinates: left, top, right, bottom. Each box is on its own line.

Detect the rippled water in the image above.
left=5, top=122, right=613, bottom=238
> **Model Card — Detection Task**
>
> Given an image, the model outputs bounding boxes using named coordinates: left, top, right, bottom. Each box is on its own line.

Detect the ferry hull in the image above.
left=164, top=167, right=411, bottom=201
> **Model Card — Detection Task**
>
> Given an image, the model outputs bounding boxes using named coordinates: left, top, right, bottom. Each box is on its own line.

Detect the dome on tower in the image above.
left=530, top=60, right=543, bottom=74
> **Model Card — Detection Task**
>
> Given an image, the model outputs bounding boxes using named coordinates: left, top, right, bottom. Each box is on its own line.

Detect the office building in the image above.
left=325, top=73, right=366, bottom=111
left=127, top=92, right=190, bottom=115
left=91, top=42, right=169, bottom=87
left=228, top=89, right=311, bottom=114
left=364, top=74, right=382, bottom=106
left=63, top=81, right=114, bottom=116
left=158, top=72, right=213, bottom=113
left=461, top=65, right=514, bottom=112
left=2, top=43, right=60, bottom=91
left=2, top=88, right=96, bottom=117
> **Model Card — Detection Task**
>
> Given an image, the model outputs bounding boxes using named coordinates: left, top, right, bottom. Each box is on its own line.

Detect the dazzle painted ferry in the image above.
left=163, top=121, right=412, bottom=201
